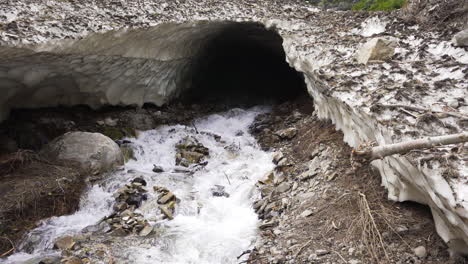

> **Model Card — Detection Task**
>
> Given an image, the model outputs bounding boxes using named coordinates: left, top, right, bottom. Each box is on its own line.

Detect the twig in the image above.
left=0, top=236, right=15, bottom=257
left=294, top=238, right=313, bottom=258
left=224, top=172, right=231, bottom=185
left=333, top=250, right=348, bottom=263
left=358, top=192, right=390, bottom=262
left=398, top=108, right=418, bottom=118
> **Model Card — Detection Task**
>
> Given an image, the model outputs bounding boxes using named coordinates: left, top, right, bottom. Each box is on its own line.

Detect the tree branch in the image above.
left=354, top=132, right=468, bottom=161
left=376, top=104, right=468, bottom=119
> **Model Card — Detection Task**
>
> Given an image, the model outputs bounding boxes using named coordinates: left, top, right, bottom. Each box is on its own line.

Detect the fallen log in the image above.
left=353, top=132, right=468, bottom=161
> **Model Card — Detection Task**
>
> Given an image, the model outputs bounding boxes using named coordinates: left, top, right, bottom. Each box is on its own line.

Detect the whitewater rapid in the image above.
left=4, top=107, right=274, bottom=264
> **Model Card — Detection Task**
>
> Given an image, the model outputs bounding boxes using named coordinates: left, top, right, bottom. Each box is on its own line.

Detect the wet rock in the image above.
left=152, top=165, right=164, bottom=173
left=83, top=222, right=111, bottom=234
left=139, top=224, right=153, bottom=236
left=356, top=37, right=396, bottom=64
left=158, top=192, right=175, bottom=204
left=275, top=127, right=297, bottom=139
left=131, top=177, right=147, bottom=186
left=40, top=132, right=124, bottom=175
left=210, top=185, right=230, bottom=198
left=413, top=246, right=427, bottom=258
left=176, top=151, right=205, bottom=166
left=126, top=192, right=148, bottom=208
left=452, top=29, right=468, bottom=47
left=54, top=236, right=76, bottom=250
left=160, top=206, right=174, bottom=220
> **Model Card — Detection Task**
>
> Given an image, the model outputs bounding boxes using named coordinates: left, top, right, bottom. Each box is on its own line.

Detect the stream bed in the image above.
left=4, top=107, right=274, bottom=264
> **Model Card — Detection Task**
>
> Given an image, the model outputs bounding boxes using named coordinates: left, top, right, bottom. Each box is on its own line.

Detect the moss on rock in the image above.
left=101, top=127, right=137, bottom=140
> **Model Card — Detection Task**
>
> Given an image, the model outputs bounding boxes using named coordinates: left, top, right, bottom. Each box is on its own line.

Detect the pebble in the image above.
left=300, top=209, right=313, bottom=218
left=276, top=182, right=291, bottom=193
left=413, top=246, right=427, bottom=258
left=316, top=249, right=330, bottom=256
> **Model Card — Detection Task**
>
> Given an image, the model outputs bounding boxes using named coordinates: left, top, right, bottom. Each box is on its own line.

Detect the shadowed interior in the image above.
left=182, top=22, right=307, bottom=105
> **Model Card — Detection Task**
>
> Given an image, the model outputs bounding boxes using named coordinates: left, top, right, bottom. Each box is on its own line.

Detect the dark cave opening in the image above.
left=181, top=22, right=308, bottom=106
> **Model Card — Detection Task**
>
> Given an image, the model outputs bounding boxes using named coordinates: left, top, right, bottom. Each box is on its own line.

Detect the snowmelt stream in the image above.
left=4, top=107, right=274, bottom=264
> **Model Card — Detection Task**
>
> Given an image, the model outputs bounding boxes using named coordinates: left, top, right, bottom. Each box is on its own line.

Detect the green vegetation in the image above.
left=352, top=0, right=406, bottom=11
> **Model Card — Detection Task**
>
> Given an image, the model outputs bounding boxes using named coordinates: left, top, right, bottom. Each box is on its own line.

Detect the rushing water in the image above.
left=4, top=107, right=274, bottom=264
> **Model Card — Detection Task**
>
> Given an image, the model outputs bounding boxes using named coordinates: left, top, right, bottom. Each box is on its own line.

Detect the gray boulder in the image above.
left=452, top=29, right=468, bottom=47
left=41, top=132, right=124, bottom=174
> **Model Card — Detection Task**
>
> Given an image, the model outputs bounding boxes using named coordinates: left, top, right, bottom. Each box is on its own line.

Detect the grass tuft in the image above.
left=352, top=0, right=406, bottom=11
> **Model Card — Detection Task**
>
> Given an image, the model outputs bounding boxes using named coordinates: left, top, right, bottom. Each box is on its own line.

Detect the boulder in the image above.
left=40, top=132, right=123, bottom=175
left=452, top=29, right=468, bottom=47
left=356, top=37, right=396, bottom=64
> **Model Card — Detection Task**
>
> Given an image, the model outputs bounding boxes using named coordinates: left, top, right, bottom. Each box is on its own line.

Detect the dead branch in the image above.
left=354, top=132, right=468, bottom=161
left=0, top=236, right=15, bottom=257
left=376, top=104, right=468, bottom=119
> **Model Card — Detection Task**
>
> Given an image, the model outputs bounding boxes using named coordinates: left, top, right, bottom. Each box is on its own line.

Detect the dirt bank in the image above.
left=248, top=99, right=461, bottom=264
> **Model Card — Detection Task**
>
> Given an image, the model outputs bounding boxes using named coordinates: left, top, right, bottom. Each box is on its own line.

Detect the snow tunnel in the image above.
left=0, top=21, right=307, bottom=122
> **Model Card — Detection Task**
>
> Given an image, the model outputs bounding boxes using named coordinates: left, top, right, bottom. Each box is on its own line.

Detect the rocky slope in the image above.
left=0, top=0, right=467, bottom=258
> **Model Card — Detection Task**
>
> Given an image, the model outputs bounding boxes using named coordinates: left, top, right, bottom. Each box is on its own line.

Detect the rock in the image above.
left=210, top=185, right=230, bottom=198
left=63, top=257, right=82, bottom=264
left=104, top=117, right=118, bottom=126
left=275, top=127, right=297, bottom=139
left=158, top=192, right=175, bottom=204
left=316, top=249, right=330, bottom=256
left=120, top=144, right=135, bottom=162
left=356, top=37, right=396, bottom=64
left=131, top=177, right=147, bottom=186
left=113, top=202, right=128, bottom=212
left=54, top=236, right=76, bottom=250
left=40, top=132, right=124, bottom=175
left=153, top=165, right=164, bottom=173
left=109, top=227, right=128, bottom=237
left=298, top=170, right=318, bottom=181
left=272, top=152, right=284, bottom=164
left=413, top=246, right=427, bottom=258
left=259, top=220, right=277, bottom=230
left=126, top=192, right=147, bottom=208
left=160, top=206, right=174, bottom=220
left=300, top=209, right=313, bottom=218
left=452, top=29, right=468, bottom=47
left=139, top=224, right=153, bottom=236
left=83, top=222, right=111, bottom=233
left=276, top=182, right=291, bottom=193
left=176, top=151, right=205, bottom=166
left=277, top=158, right=289, bottom=167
